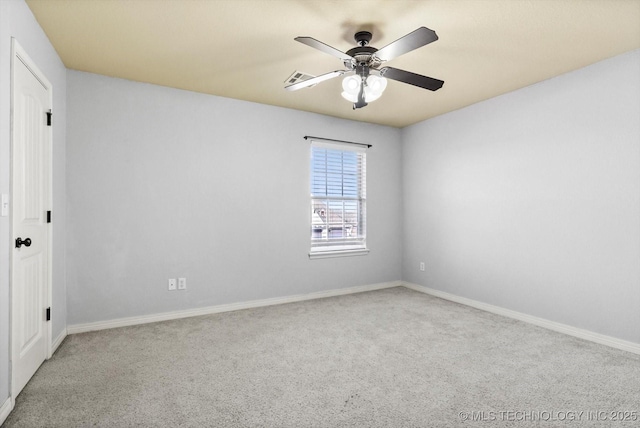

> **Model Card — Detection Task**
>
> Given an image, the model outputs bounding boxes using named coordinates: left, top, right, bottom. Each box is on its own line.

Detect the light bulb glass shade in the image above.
left=341, top=91, right=358, bottom=102
left=363, top=75, right=387, bottom=102
left=342, top=75, right=361, bottom=92
left=341, top=75, right=361, bottom=102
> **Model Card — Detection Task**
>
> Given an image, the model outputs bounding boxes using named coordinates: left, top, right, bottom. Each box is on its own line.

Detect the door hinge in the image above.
left=46, top=110, right=52, bottom=127
left=46, top=307, right=51, bottom=321
left=47, top=210, right=52, bottom=223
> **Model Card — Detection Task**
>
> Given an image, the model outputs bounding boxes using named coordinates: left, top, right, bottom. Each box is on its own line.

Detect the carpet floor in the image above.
left=3, top=287, right=640, bottom=427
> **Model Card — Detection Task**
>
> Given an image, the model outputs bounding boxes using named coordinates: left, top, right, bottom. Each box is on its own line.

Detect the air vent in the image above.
left=285, top=71, right=317, bottom=87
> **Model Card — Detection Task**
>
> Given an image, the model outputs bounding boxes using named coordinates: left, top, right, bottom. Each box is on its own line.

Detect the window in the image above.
left=309, top=139, right=368, bottom=258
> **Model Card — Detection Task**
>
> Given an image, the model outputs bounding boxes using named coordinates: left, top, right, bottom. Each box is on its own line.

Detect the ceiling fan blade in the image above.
left=285, top=70, right=346, bottom=91
left=295, top=37, right=353, bottom=61
left=374, top=27, right=438, bottom=62
left=380, top=67, right=444, bottom=91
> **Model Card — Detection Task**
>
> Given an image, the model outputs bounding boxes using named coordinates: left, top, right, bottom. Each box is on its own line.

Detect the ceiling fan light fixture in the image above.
left=341, top=74, right=388, bottom=104
left=341, top=75, right=361, bottom=102
left=364, top=75, right=387, bottom=102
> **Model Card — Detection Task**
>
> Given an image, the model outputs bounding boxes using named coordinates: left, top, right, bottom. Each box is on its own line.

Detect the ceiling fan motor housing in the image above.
left=345, top=50, right=379, bottom=70
left=344, top=31, right=382, bottom=69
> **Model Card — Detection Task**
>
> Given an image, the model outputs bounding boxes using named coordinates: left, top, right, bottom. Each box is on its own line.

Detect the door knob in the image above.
left=15, top=237, right=31, bottom=248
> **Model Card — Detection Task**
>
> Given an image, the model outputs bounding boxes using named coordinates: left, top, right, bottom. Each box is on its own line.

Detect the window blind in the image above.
left=310, top=139, right=367, bottom=252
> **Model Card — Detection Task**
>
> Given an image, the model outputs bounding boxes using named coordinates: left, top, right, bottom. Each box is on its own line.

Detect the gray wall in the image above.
left=2, top=0, right=637, bottom=407
left=402, top=49, right=640, bottom=343
left=0, top=0, right=67, bottom=403
left=66, top=71, right=402, bottom=325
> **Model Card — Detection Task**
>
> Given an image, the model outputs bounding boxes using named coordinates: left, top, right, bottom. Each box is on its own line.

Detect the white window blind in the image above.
left=309, top=138, right=368, bottom=258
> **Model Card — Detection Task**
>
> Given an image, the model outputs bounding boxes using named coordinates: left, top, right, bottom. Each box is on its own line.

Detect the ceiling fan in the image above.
left=285, top=27, right=444, bottom=109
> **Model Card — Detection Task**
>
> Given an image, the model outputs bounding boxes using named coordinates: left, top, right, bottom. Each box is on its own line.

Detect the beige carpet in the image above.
left=4, top=287, right=640, bottom=427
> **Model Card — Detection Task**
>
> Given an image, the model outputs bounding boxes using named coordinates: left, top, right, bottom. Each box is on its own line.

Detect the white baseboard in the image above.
left=402, top=282, right=640, bottom=355
left=68, top=280, right=402, bottom=334
left=50, top=328, right=67, bottom=356
left=0, top=397, right=13, bottom=426
left=66, top=279, right=639, bottom=355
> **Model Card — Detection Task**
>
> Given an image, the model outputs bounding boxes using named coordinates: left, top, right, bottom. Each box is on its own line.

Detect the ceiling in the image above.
left=26, top=0, right=640, bottom=128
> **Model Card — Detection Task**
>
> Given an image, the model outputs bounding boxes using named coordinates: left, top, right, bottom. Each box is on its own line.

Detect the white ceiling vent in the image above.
left=285, top=71, right=317, bottom=87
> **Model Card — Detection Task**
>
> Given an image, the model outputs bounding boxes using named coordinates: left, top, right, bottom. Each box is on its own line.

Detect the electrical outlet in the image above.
left=178, top=278, right=187, bottom=290
left=168, top=278, right=177, bottom=291
left=420, top=262, right=425, bottom=272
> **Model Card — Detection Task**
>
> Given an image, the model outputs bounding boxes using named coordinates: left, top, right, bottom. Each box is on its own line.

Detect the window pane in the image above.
left=310, top=143, right=366, bottom=249
left=311, top=148, right=365, bottom=198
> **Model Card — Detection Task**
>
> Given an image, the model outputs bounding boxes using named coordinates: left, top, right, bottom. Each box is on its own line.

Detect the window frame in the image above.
left=308, top=139, right=369, bottom=259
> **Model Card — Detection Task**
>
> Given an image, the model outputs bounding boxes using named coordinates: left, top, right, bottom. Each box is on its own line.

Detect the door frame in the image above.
left=10, top=38, right=54, bottom=402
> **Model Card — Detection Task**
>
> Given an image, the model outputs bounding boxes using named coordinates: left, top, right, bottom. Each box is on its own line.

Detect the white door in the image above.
left=11, top=41, right=52, bottom=399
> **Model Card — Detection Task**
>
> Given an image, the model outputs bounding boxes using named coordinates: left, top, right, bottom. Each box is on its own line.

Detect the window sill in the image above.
left=309, top=247, right=370, bottom=259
